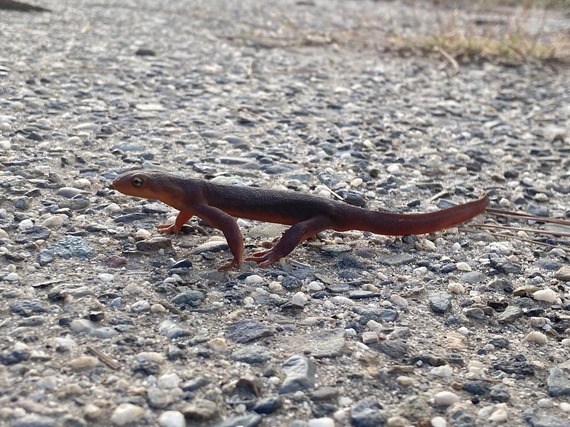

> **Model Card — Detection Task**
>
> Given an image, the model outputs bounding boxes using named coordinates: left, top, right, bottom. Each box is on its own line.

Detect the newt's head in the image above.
left=111, top=170, right=187, bottom=210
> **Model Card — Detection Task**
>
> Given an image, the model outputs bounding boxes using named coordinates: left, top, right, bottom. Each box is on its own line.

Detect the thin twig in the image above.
left=434, top=46, right=460, bottom=75
left=86, top=345, right=121, bottom=370
left=486, top=208, right=570, bottom=226
left=472, top=223, right=570, bottom=238
left=463, top=228, right=570, bottom=253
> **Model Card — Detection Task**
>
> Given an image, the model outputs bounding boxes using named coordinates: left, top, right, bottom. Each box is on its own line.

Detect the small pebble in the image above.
left=448, top=283, right=465, bottom=294
left=532, top=288, right=557, bottom=303
left=158, top=373, right=181, bottom=389
left=245, top=274, right=264, bottom=285
left=362, top=332, right=379, bottom=344
left=431, top=416, right=447, bottom=427
left=110, top=403, right=145, bottom=426
left=84, top=403, right=102, bottom=420
left=523, top=331, right=547, bottom=345
left=208, top=338, right=230, bottom=353
left=69, top=356, right=98, bottom=370
left=455, top=262, right=472, bottom=272
left=396, top=376, right=414, bottom=387
left=291, top=292, right=309, bottom=307
left=158, top=411, right=185, bottom=427
left=308, top=417, right=335, bottom=427
left=434, top=391, right=459, bottom=406
left=431, top=365, right=453, bottom=379
left=331, top=296, right=354, bottom=306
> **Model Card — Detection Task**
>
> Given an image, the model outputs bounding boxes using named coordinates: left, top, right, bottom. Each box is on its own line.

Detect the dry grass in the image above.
left=410, top=0, right=570, bottom=65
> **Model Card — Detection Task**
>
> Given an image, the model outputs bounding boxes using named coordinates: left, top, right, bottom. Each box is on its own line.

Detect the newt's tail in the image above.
left=362, top=194, right=489, bottom=236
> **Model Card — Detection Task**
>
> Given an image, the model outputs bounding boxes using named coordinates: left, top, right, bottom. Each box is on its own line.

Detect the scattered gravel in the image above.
left=1, top=1, right=569, bottom=426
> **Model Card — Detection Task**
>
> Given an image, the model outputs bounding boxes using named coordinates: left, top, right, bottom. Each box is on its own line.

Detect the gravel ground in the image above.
left=1, top=1, right=570, bottom=427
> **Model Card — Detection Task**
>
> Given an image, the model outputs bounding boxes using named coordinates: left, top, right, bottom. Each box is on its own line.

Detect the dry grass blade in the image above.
left=86, top=346, right=121, bottom=370
left=467, top=228, right=570, bottom=253
left=472, top=223, right=570, bottom=238
left=486, top=208, right=570, bottom=226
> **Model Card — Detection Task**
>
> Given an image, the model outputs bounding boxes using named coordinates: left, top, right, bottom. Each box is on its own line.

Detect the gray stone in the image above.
left=547, top=361, right=570, bottom=397
left=211, top=414, right=263, bottom=427
left=231, top=345, right=270, bottom=364
left=225, top=319, right=273, bottom=344
left=350, top=397, right=388, bottom=427
left=428, top=292, right=452, bottom=314
left=279, top=355, right=317, bottom=394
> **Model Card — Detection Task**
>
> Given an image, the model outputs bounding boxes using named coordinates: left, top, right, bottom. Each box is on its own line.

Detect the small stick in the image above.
left=464, top=228, right=570, bottom=253
left=434, top=46, right=460, bottom=75
left=472, top=223, right=570, bottom=238
left=86, top=345, right=121, bottom=370
left=486, top=208, right=570, bottom=226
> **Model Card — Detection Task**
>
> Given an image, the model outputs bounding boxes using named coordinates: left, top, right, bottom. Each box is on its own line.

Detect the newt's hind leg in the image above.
left=246, top=215, right=332, bottom=267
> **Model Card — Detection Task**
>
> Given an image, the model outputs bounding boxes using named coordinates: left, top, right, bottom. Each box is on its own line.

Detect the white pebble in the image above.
left=207, top=338, right=229, bottom=353
left=396, top=376, right=414, bottom=387
left=434, top=391, right=459, bottom=406
left=42, top=215, right=65, bottom=228
left=560, top=402, right=570, bottom=412
left=243, top=296, right=255, bottom=307
left=430, top=365, right=453, bottom=379
left=387, top=163, right=401, bottom=174
left=331, top=296, right=354, bottom=306
left=537, top=398, right=552, bottom=408
left=98, top=273, right=114, bottom=282
left=431, top=416, right=447, bottom=427
left=131, top=300, right=151, bottom=313
left=448, top=283, right=465, bottom=294
left=529, top=317, right=549, bottom=328
left=18, top=219, right=34, bottom=230
left=151, top=304, right=167, bottom=314
left=367, top=320, right=382, bottom=332
left=389, top=294, right=408, bottom=309
left=307, top=281, right=324, bottom=291
left=362, top=332, right=379, bottom=344
left=532, top=288, right=557, bottom=303
left=422, top=239, right=436, bottom=251
left=245, top=274, right=264, bottom=284
left=268, top=282, right=283, bottom=292
left=413, top=266, right=428, bottom=275
left=84, top=403, right=102, bottom=420
left=456, top=262, right=472, bottom=272
left=488, top=404, right=509, bottom=422
left=158, top=411, right=185, bottom=427
left=291, top=292, right=309, bottom=307
left=350, top=178, right=363, bottom=188
left=523, top=331, right=548, bottom=345
left=135, top=229, right=152, bottom=240
left=69, top=356, right=98, bottom=370
left=5, top=272, right=19, bottom=282
left=498, top=198, right=511, bottom=208
left=308, top=417, right=335, bottom=427
left=74, top=178, right=92, bottom=189
left=344, top=328, right=357, bottom=337
left=157, top=372, right=180, bottom=389
left=110, top=403, right=145, bottom=426
left=136, top=352, right=164, bottom=364
left=457, top=326, right=471, bottom=336
left=451, top=242, right=461, bottom=251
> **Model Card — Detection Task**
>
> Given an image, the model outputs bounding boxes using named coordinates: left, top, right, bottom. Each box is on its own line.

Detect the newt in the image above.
left=111, top=170, right=489, bottom=270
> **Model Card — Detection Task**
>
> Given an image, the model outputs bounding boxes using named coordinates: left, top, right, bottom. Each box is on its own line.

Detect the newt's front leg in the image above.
left=157, top=211, right=193, bottom=234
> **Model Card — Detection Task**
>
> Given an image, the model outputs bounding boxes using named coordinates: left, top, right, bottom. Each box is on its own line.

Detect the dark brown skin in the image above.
left=111, top=170, right=489, bottom=270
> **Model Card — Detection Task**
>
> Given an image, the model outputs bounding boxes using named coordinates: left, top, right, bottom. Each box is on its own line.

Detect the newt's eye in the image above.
left=132, top=176, right=144, bottom=187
